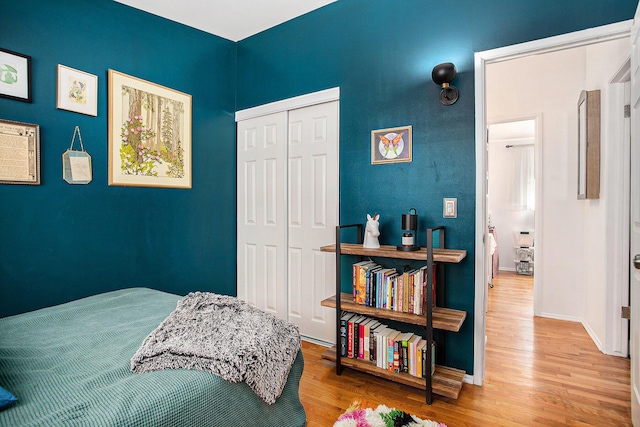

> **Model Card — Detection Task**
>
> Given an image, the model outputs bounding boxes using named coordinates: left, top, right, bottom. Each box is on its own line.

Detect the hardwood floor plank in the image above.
left=298, top=271, right=631, bottom=426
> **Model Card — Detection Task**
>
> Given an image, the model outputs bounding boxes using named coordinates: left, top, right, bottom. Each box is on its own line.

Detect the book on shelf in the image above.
left=398, top=332, right=413, bottom=373
left=340, top=312, right=356, bottom=357
left=353, top=261, right=375, bottom=303
left=365, top=265, right=382, bottom=307
left=359, top=318, right=374, bottom=360
left=375, top=327, right=391, bottom=369
left=347, top=314, right=364, bottom=358
left=386, top=330, right=401, bottom=372
left=370, top=321, right=384, bottom=362
left=418, top=340, right=436, bottom=377
left=408, top=334, right=423, bottom=377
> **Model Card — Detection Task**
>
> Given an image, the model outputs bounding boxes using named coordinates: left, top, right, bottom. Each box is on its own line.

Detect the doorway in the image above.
left=487, top=119, right=536, bottom=285
left=474, top=21, right=633, bottom=386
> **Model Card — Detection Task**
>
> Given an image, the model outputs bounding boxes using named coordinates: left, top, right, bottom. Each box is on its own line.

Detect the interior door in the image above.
left=237, top=112, right=288, bottom=320
left=629, top=3, right=640, bottom=424
left=287, top=101, right=339, bottom=342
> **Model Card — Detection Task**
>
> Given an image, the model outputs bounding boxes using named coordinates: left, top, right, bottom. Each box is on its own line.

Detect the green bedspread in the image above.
left=0, top=288, right=307, bottom=427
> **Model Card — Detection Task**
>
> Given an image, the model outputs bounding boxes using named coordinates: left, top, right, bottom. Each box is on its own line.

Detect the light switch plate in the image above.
left=443, top=198, right=457, bottom=218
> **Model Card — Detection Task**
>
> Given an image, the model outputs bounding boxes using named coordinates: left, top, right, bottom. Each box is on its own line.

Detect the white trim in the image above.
left=235, top=87, right=340, bottom=121
left=474, top=19, right=632, bottom=388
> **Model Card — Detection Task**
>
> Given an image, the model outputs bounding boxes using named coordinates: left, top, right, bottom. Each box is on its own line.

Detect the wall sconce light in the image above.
left=432, top=62, right=459, bottom=106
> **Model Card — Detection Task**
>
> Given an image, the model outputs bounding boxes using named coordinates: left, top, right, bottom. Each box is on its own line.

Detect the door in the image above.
left=630, top=3, right=640, bottom=424
left=287, top=101, right=339, bottom=342
left=237, top=112, right=288, bottom=320
left=237, top=99, right=339, bottom=342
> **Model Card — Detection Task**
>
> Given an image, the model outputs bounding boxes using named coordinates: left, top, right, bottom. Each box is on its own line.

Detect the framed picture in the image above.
left=108, top=69, right=192, bottom=188
left=0, top=47, right=32, bottom=103
left=577, top=89, right=600, bottom=199
left=371, top=125, right=412, bottom=165
left=0, top=119, right=40, bottom=185
left=57, top=65, right=98, bottom=116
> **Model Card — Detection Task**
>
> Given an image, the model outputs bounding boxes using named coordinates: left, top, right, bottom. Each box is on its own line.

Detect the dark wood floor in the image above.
left=299, top=271, right=631, bottom=426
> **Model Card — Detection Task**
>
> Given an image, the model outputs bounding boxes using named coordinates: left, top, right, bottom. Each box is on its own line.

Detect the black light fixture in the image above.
left=432, top=62, right=459, bottom=106
left=397, top=208, right=419, bottom=252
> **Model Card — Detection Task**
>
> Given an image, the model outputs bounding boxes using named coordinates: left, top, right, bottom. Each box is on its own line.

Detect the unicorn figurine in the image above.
left=363, top=213, right=381, bottom=249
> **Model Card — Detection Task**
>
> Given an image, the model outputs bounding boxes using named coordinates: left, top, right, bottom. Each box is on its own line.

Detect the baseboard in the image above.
left=301, top=336, right=332, bottom=347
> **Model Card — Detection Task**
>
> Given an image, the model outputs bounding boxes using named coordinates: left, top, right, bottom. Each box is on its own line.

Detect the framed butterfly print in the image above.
left=371, top=125, right=412, bottom=164
left=57, top=65, right=98, bottom=116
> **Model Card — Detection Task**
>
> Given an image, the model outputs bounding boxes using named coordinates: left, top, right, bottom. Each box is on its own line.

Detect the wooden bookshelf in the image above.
left=320, top=243, right=466, bottom=263
left=321, top=293, right=466, bottom=332
left=325, top=226, right=467, bottom=404
left=320, top=346, right=465, bottom=400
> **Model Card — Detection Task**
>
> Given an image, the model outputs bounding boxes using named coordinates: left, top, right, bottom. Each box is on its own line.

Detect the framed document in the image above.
left=0, top=119, right=40, bottom=185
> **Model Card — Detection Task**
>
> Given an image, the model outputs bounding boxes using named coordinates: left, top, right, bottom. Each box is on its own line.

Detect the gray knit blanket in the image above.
left=130, top=292, right=301, bottom=404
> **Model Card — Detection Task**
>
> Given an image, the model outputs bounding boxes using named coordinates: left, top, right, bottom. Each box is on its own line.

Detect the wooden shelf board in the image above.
left=321, top=293, right=466, bottom=332
left=320, top=243, right=466, bottom=263
left=320, top=346, right=464, bottom=400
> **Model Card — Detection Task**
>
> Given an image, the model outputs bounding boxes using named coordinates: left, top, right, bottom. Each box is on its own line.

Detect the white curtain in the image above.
left=508, top=145, right=535, bottom=210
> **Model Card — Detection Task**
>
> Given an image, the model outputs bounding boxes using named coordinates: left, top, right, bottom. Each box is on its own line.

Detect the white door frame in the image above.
left=235, top=88, right=340, bottom=121
left=473, top=21, right=632, bottom=386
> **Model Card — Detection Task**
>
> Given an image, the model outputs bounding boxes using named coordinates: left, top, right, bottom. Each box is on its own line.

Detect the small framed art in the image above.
left=0, top=47, right=32, bottom=103
left=371, top=125, right=412, bottom=164
left=0, top=119, right=40, bottom=185
left=57, top=65, right=98, bottom=116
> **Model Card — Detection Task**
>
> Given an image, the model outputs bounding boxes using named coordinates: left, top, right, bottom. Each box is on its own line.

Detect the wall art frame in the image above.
left=57, top=65, right=98, bottom=116
left=0, top=47, right=32, bottom=103
left=577, top=89, right=600, bottom=200
left=371, top=125, right=412, bottom=165
left=108, top=69, right=192, bottom=188
left=0, top=119, right=40, bottom=185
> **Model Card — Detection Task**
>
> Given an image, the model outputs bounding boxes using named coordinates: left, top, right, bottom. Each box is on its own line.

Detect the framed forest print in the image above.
left=108, top=69, right=192, bottom=188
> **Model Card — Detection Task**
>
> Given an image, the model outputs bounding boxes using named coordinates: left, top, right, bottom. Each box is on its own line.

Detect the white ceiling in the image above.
left=114, top=0, right=337, bottom=42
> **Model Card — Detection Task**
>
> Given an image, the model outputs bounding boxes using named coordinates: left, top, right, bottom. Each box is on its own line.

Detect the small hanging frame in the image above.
left=62, top=126, right=92, bottom=184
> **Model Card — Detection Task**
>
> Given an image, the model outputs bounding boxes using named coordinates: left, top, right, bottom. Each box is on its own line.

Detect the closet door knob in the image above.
left=634, top=254, right=640, bottom=270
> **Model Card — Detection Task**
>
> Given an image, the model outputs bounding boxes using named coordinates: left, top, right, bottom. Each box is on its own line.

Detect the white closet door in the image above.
left=287, top=101, right=338, bottom=343
left=237, top=112, right=288, bottom=320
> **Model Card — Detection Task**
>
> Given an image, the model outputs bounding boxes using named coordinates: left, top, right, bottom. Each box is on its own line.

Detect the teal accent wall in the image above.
left=0, top=0, right=237, bottom=316
left=0, top=0, right=637, bottom=375
left=236, top=0, right=637, bottom=374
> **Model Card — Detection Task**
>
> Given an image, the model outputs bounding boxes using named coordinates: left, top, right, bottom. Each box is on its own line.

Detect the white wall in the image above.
left=487, top=37, right=629, bottom=354
left=583, top=38, right=630, bottom=354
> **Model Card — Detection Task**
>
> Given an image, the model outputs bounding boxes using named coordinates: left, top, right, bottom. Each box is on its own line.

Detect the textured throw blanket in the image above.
left=131, top=292, right=301, bottom=404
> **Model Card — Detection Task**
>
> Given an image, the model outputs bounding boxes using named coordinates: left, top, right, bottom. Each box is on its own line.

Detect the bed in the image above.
left=0, top=287, right=307, bottom=426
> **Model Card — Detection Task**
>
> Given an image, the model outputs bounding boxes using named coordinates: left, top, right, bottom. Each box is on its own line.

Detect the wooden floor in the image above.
left=299, top=271, right=631, bottom=426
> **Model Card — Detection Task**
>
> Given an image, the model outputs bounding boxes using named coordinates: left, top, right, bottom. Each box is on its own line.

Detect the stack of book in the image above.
left=339, top=311, right=435, bottom=377
left=352, top=261, right=436, bottom=314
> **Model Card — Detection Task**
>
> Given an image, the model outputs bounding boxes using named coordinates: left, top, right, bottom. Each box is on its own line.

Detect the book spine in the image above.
left=353, top=319, right=360, bottom=358
left=347, top=320, right=354, bottom=358
left=358, top=321, right=365, bottom=359
left=402, top=340, right=409, bottom=373
left=387, top=337, right=395, bottom=372
left=340, top=314, right=348, bottom=357
left=397, top=274, right=404, bottom=312
left=352, top=263, right=358, bottom=300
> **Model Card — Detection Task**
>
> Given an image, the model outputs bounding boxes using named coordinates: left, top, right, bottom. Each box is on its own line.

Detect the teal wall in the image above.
left=236, top=0, right=638, bottom=374
left=0, top=0, right=237, bottom=316
left=1, top=0, right=637, bottom=374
